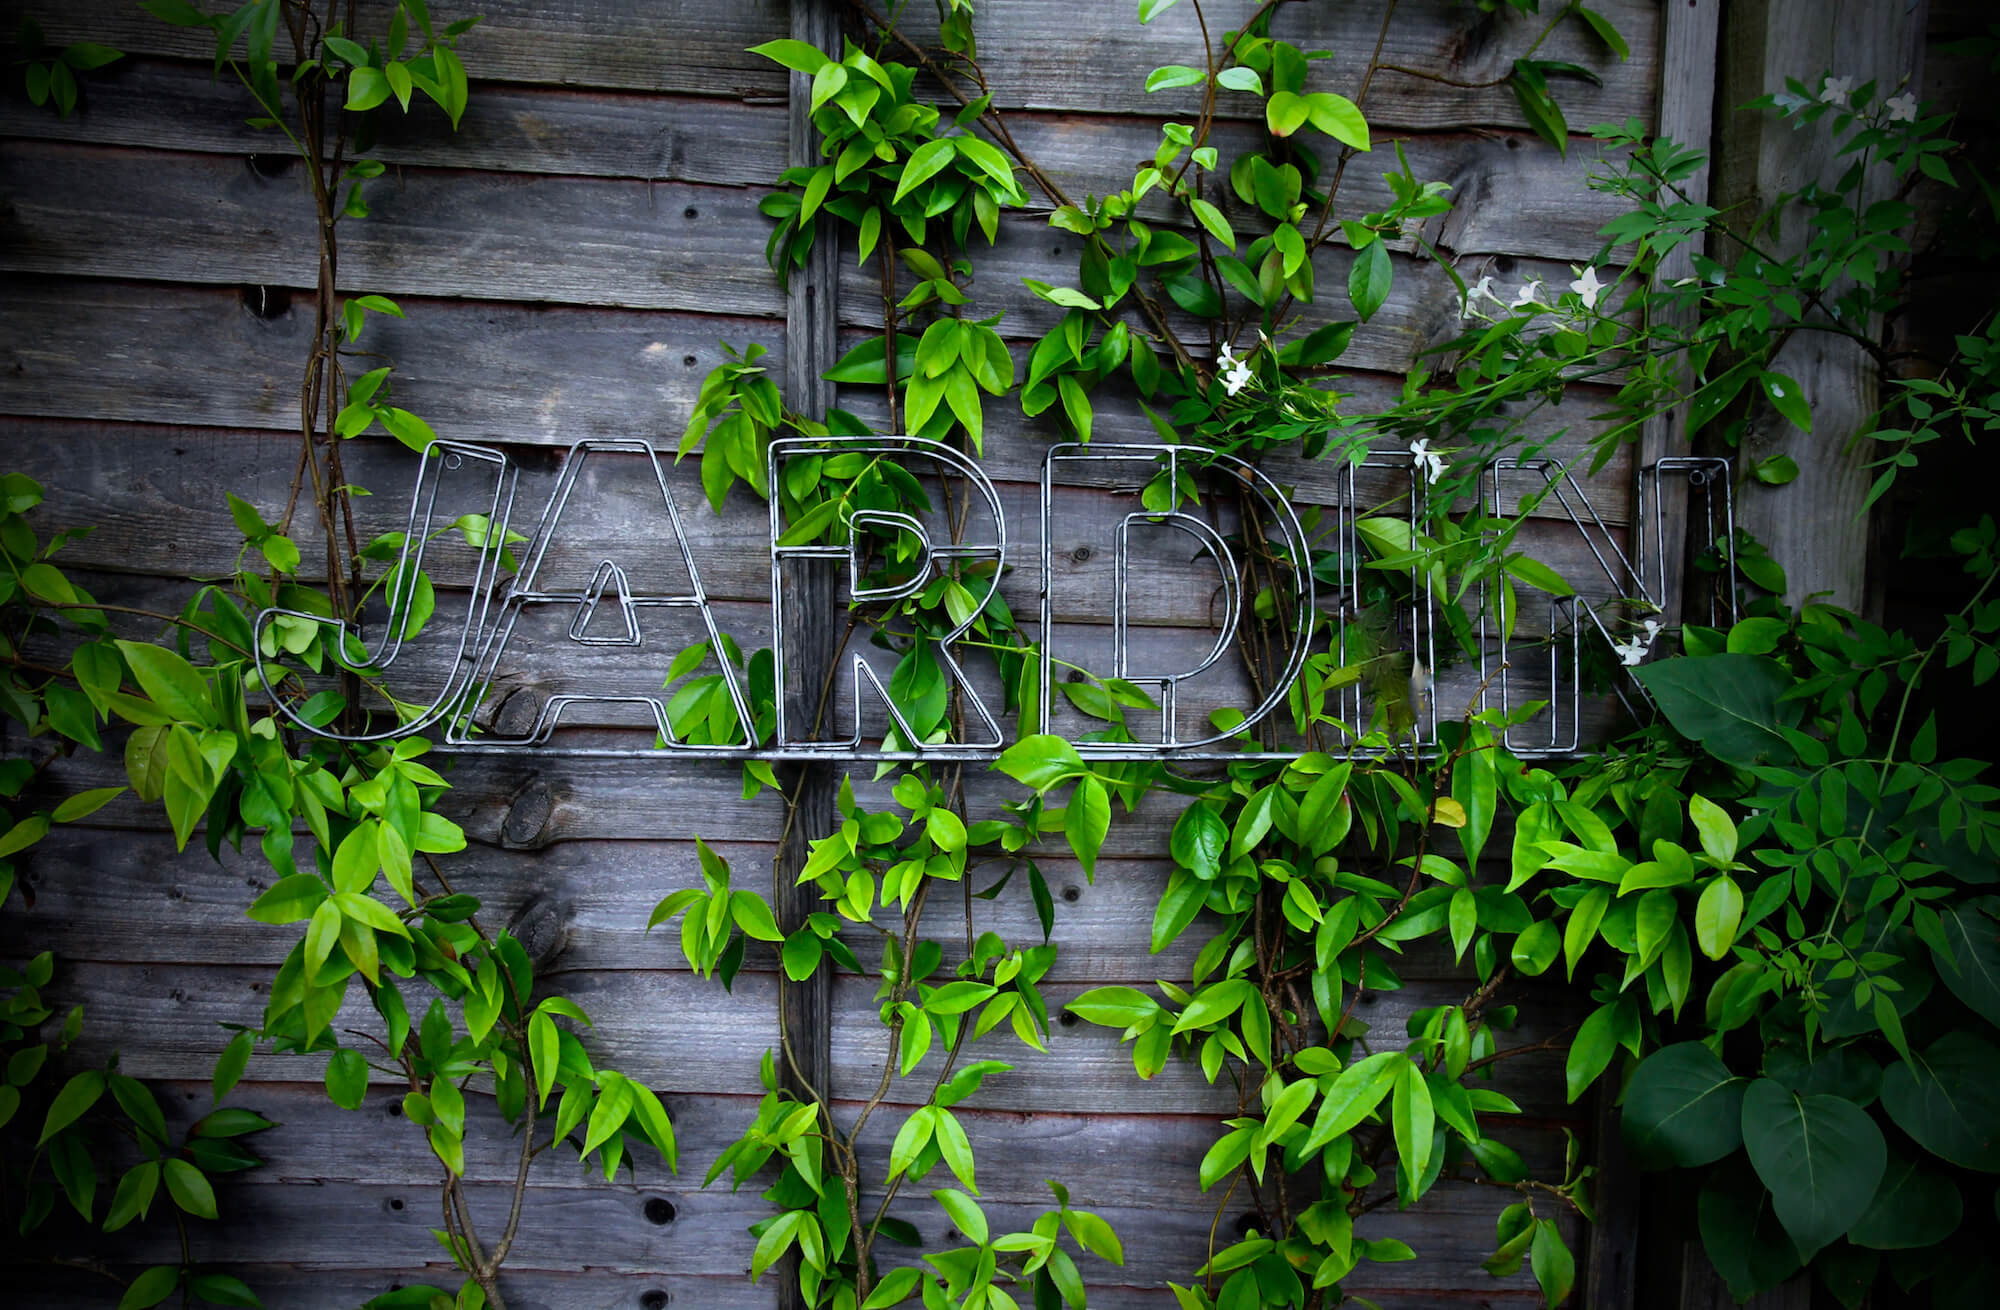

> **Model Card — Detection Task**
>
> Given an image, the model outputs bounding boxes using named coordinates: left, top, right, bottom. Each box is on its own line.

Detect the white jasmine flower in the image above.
left=1409, top=438, right=1445, bottom=485
left=1217, top=341, right=1253, bottom=397
left=1642, top=618, right=1663, bottom=642
left=1569, top=266, right=1604, bottom=310
left=1613, top=638, right=1650, bottom=666
left=1886, top=92, right=1919, bottom=123
left=1820, top=75, right=1854, bottom=105
left=1510, top=280, right=1545, bottom=310
left=1670, top=276, right=1699, bottom=287
left=1461, top=275, right=1498, bottom=319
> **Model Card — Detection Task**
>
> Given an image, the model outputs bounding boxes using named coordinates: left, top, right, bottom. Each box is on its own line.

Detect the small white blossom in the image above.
left=1670, top=276, right=1699, bottom=287
left=1612, top=619, right=1663, bottom=667
left=1510, top=279, right=1545, bottom=310
left=1409, top=438, right=1445, bottom=485
left=1886, top=92, right=1919, bottom=123
left=1217, top=342, right=1254, bottom=397
left=1820, top=75, right=1854, bottom=106
left=1462, top=275, right=1498, bottom=319
left=1569, top=266, right=1605, bottom=311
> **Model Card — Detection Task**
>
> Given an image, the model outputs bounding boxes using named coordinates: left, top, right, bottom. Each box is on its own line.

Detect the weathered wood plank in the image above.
left=5, top=425, right=1639, bottom=630
left=33, top=0, right=1653, bottom=137
left=0, top=140, right=786, bottom=318
left=21, top=685, right=1630, bottom=854
left=0, top=281, right=782, bottom=444
left=0, top=342, right=1634, bottom=527
left=895, top=0, right=1659, bottom=133
left=12, top=956, right=1583, bottom=1120
left=0, top=142, right=1606, bottom=375
left=8, top=1266, right=778, bottom=1310
left=0, top=57, right=1635, bottom=263
left=28, top=0, right=793, bottom=101
left=11, top=823, right=1531, bottom=986
left=0, top=57, right=791, bottom=189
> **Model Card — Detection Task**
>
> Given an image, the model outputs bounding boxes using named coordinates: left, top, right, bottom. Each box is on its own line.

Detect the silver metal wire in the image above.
left=253, top=433, right=1721, bottom=763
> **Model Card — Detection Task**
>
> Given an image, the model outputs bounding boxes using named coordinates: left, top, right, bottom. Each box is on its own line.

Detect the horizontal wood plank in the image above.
left=2, top=58, right=1634, bottom=263
left=33, top=0, right=1653, bottom=138
left=0, top=140, right=786, bottom=318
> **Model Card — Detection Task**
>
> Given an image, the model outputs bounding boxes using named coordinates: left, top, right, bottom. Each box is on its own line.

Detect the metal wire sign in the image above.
left=252, top=437, right=1724, bottom=762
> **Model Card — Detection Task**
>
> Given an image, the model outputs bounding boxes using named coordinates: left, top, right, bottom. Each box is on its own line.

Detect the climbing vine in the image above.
left=4, top=2, right=1996, bottom=1309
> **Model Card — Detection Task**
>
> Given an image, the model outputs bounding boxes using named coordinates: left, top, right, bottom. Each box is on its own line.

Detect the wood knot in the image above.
left=500, top=776, right=555, bottom=849
left=506, top=891, right=572, bottom=972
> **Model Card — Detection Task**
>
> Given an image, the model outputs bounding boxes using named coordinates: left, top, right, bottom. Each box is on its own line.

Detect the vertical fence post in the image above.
left=778, top=3, right=841, bottom=1308
left=1712, top=0, right=1928, bottom=616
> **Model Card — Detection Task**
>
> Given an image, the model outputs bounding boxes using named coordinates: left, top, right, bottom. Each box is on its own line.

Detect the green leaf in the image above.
left=996, top=735, right=1085, bottom=792
left=750, top=1209, right=804, bottom=1281
left=1138, top=0, right=1182, bottom=22
left=1564, top=1003, right=1621, bottom=1104
left=1631, top=654, right=1801, bottom=766
left=1758, top=371, right=1812, bottom=434
left=1300, top=1050, right=1400, bottom=1155
left=1189, top=198, right=1236, bottom=251
left=1067, top=987, right=1160, bottom=1027
left=1697, top=1160, right=1802, bottom=1300
left=1931, top=901, right=2000, bottom=1025
left=1391, top=1058, right=1434, bottom=1197
left=748, top=39, right=829, bottom=74
left=1739, top=1077, right=1884, bottom=1260
left=213, top=1031, right=253, bottom=1102
left=1304, top=92, right=1370, bottom=150
left=1145, top=65, right=1205, bottom=93
left=1849, top=1149, right=1964, bottom=1251
left=1265, top=90, right=1310, bottom=137
left=933, top=1187, right=988, bottom=1246
left=325, top=1048, right=369, bottom=1110
left=1687, top=794, right=1738, bottom=864
left=1530, top=1221, right=1575, bottom=1307
left=38, top=1070, right=104, bottom=1145
left=378, top=407, right=438, bottom=453
left=1878, top=1032, right=2000, bottom=1171
left=118, top=1267, right=181, bottom=1310
left=1576, top=7, right=1630, bottom=60
left=895, top=138, right=957, bottom=204
left=51, top=786, right=123, bottom=823
left=730, top=891, right=784, bottom=942
left=934, top=1107, right=976, bottom=1193
left=1694, top=876, right=1743, bottom=960
left=1216, top=67, right=1262, bottom=94
left=1066, top=775, right=1110, bottom=878
left=1349, top=238, right=1391, bottom=322
left=1171, top=803, right=1228, bottom=881
left=862, top=1268, right=923, bottom=1310
left=1622, top=1042, right=1745, bottom=1168
left=115, top=640, right=213, bottom=725
left=103, top=1161, right=160, bottom=1233
left=164, top=1157, right=219, bottom=1219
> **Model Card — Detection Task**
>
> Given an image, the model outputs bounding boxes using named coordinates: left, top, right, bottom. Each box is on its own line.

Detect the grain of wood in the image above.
left=1712, top=0, right=1928, bottom=613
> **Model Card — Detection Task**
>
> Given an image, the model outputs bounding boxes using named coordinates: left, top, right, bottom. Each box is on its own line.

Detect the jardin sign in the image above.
left=253, top=437, right=1723, bottom=762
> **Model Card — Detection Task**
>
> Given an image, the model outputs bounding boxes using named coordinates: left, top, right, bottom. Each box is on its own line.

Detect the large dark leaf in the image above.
left=1932, top=898, right=2000, bottom=1026
left=1879, top=1032, right=2000, bottom=1172
left=1622, top=1041, right=1745, bottom=1168
left=1632, top=654, right=1801, bottom=765
left=1847, top=1149, right=1963, bottom=1250
left=1697, top=1158, right=1802, bottom=1300
left=1739, top=1078, right=1885, bottom=1260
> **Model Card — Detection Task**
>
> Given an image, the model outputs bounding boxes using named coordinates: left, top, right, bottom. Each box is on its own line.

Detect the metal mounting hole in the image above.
left=683, top=206, right=699, bottom=220
left=640, top=1292, right=669, bottom=1310
left=1062, top=885, right=1081, bottom=903
left=388, top=1197, right=405, bottom=1212
left=1058, top=1011, right=1079, bottom=1027
left=644, top=1196, right=677, bottom=1225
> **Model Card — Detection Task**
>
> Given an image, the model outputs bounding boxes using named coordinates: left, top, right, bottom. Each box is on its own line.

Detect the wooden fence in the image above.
left=3, top=0, right=1911, bottom=1305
